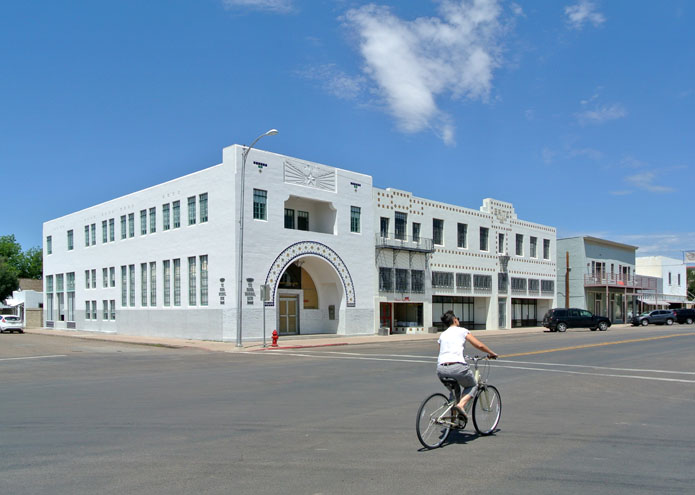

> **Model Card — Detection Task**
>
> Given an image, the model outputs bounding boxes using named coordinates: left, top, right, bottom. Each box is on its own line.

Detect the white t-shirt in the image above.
left=437, top=326, right=470, bottom=365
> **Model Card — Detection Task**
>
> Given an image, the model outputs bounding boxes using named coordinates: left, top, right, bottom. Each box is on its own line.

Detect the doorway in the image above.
left=278, top=295, right=299, bottom=335
left=498, top=298, right=506, bottom=328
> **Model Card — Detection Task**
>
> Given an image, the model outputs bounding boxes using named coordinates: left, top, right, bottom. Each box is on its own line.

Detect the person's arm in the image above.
left=465, top=333, right=498, bottom=359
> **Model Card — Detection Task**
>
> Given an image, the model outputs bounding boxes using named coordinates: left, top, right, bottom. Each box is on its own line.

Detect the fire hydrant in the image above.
left=271, top=329, right=279, bottom=347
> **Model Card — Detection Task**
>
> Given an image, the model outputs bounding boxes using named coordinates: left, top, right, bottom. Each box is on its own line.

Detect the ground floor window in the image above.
left=432, top=295, right=474, bottom=330
left=512, top=298, right=537, bottom=327
left=394, top=303, right=423, bottom=328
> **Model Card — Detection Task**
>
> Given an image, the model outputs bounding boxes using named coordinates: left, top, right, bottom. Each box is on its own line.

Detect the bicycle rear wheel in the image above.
left=416, top=393, right=452, bottom=449
left=472, top=385, right=501, bottom=435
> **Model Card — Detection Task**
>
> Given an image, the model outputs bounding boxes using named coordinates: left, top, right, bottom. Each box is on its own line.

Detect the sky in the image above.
left=2, top=0, right=693, bottom=260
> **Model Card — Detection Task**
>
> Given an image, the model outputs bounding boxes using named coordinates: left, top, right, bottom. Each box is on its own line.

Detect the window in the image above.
left=412, top=223, right=421, bottom=243
left=457, top=223, right=467, bottom=248
left=678, top=273, right=681, bottom=286
left=395, top=212, right=407, bottom=240
left=284, top=208, right=295, bottom=229
left=253, top=189, right=267, bottom=220
left=199, top=193, right=208, bottom=223
left=498, top=233, right=504, bottom=254
left=67, top=229, right=74, bottom=250
left=149, top=207, right=156, bottom=233
left=530, top=236, right=537, bottom=258
left=516, top=234, right=523, bottom=256
left=109, top=218, right=115, bottom=242
left=432, top=271, right=454, bottom=289
left=141, top=263, right=148, bottom=306
left=121, top=215, right=127, bottom=239
left=498, top=273, right=508, bottom=292
left=46, top=275, right=54, bottom=321
left=129, top=265, right=135, bottom=307
left=528, top=279, right=539, bottom=293
left=66, top=273, right=75, bottom=322
left=103, top=268, right=108, bottom=288
left=102, top=220, right=108, bottom=243
left=85, top=300, right=91, bottom=320
left=380, top=217, right=389, bottom=238
left=173, top=201, right=181, bottom=228
left=456, top=273, right=472, bottom=290
left=85, top=269, right=90, bottom=289
left=163, top=260, right=171, bottom=306
left=511, top=277, right=527, bottom=292
left=46, top=235, right=52, bottom=255
left=541, top=280, right=554, bottom=293
left=103, top=300, right=109, bottom=321
left=173, top=259, right=181, bottom=306
left=56, top=274, right=64, bottom=321
left=91, top=300, right=97, bottom=320
left=473, top=274, right=492, bottom=290
left=110, top=300, right=116, bottom=320
left=110, top=267, right=115, bottom=287
left=543, top=239, right=550, bottom=260
left=150, top=262, right=156, bottom=306
left=91, top=269, right=96, bottom=289
left=84, top=225, right=90, bottom=247
left=163, top=203, right=171, bottom=230
left=200, top=255, right=208, bottom=306
left=668, top=272, right=672, bottom=285
left=188, top=256, right=197, bottom=306
left=121, top=266, right=127, bottom=306
left=297, top=211, right=309, bottom=231
left=128, top=213, right=135, bottom=237
left=140, top=210, right=147, bottom=235
left=433, top=219, right=444, bottom=246
left=479, top=227, right=489, bottom=251
left=379, top=267, right=393, bottom=291
left=188, top=196, right=196, bottom=225
left=90, top=224, right=96, bottom=245
left=411, top=270, right=425, bottom=293
left=350, top=206, right=361, bottom=233
left=395, top=268, right=409, bottom=292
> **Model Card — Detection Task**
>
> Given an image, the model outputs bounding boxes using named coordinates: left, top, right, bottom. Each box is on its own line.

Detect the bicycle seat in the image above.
left=439, top=377, right=459, bottom=390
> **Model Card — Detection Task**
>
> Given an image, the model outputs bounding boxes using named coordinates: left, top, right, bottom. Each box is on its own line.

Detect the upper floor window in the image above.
left=457, top=223, right=467, bottom=248
left=497, top=233, right=504, bottom=254
left=479, top=227, right=489, bottom=252
left=173, top=201, right=181, bottom=228
left=46, top=235, right=52, bottom=255
left=67, top=230, right=74, bottom=251
left=284, top=208, right=295, bottom=229
left=394, top=212, right=407, bottom=240
left=188, top=196, right=196, bottom=225
left=668, top=272, right=672, bottom=285
left=199, top=193, right=208, bottom=223
left=516, top=234, right=523, bottom=256
left=380, top=217, right=389, bottom=238
left=433, top=219, right=444, bottom=246
left=120, top=215, right=126, bottom=239
left=102, top=220, right=108, bottom=243
left=530, top=236, right=537, bottom=258
left=412, top=223, right=421, bottom=242
left=543, top=239, right=550, bottom=260
left=149, top=207, right=156, bottom=233
left=351, top=206, right=361, bottom=233
left=253, top=189, right=267, bottom=220
left=140, top=210, right=147, bottom=235
left=163, top=203, right=171, bottom=231
left=297, top=211, right=309, bottom=231
left=128, top=213, right=135, bottom=237
left=109, top=218, right=115, bottom=242
left=90, top=223, right=96, bottom=245
left=84, top=225, right=89, bottom=247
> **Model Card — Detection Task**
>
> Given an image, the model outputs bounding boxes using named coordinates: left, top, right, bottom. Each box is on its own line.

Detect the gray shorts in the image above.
left=437, top=363, right=478, bottom=398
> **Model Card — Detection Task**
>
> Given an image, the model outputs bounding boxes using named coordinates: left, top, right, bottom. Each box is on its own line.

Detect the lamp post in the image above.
left=236, top=129, right=278, bottom=347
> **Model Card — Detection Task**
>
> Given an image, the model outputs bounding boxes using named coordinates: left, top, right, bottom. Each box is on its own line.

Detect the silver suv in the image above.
left=631, top=310, right=675, bottom=326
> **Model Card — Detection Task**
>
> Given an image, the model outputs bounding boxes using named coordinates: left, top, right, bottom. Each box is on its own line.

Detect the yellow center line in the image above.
left=500, top=332, right=695, bottom=358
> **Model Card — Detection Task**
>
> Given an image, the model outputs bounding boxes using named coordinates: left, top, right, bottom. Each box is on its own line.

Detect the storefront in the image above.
left=512, top=298, right=537, bottom=327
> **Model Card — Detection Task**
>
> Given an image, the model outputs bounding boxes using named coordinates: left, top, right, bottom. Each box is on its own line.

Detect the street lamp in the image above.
left=236, top=129, right=278, bottom=347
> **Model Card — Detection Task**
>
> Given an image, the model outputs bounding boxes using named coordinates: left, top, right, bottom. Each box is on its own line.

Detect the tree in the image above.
left=0, top=257, right=19, bottom=301
left=0, top=234, right=42, bottom=279
left=688, top=267, right=695, bottom=299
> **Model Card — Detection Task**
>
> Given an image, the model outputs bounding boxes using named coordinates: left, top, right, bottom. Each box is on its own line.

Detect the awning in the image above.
left=637, top=298, right=675, bottom=306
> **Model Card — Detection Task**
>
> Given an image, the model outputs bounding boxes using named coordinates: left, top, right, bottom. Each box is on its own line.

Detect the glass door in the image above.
left=278, top=295, right=299, bottom=335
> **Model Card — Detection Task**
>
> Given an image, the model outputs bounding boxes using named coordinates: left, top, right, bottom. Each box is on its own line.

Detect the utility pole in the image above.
left=565, top=251, right=570, bottom=308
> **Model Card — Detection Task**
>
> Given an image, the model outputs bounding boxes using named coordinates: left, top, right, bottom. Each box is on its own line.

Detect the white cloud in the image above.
left=296, top=64, right=366, bottom=100
left=624, top=171, right=674, bottom=193
left=343, top=0, right=507, bottom=145
left=565, top=1, right=605, bottom=30
left=221, top=0, right=293, bottom=14
left=576, top=103, right=627, bottom=125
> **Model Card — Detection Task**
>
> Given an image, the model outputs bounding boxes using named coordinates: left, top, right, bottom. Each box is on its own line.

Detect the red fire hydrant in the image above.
left=271, top=329, right=279, bottom=347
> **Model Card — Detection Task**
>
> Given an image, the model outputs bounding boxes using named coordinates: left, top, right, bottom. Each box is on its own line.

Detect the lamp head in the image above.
left=265, top=129, right=279, bottom=136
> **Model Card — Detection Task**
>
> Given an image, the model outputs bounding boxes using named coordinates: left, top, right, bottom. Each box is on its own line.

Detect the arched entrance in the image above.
left=264, top=241, right=356, bottom=335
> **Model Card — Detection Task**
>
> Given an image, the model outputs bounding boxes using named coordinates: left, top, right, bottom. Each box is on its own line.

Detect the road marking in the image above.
left=0, top=354, right=67, bottom=362
left=500, top=333, right=695, bottom=358
left=492, top=364, right=695, bottom=384
left=501, top=359, right=695, bottom=376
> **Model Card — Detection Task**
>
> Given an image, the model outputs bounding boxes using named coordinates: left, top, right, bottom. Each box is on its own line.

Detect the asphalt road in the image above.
left=2, top=325, right=694, bottom=495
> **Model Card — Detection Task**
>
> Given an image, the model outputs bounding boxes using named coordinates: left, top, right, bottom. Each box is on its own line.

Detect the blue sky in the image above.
left=2, top=0, right=693, bottom=259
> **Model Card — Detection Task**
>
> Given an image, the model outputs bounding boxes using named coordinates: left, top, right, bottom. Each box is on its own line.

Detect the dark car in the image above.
left=630, top=310, right=675, bottom=326
left=542, top=308, right=611, bottom=332
left=671, top=308, right=695, bottom=325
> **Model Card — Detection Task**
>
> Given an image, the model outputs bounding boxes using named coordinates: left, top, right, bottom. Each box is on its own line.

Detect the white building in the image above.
left=636, top=256, right=688, bottom=307
left=43, top=145, right=556, bottom=342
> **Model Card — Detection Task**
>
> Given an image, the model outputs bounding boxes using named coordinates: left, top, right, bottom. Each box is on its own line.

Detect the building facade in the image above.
left=43, top=145, right=556, bottom=342
left=556, top=236, right=659, bottom=323
left=635, top=256, right=688, bottom=308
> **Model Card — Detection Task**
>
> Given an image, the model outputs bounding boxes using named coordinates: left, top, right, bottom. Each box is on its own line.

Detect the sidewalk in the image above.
left=23, top=325, right=556, bottom=353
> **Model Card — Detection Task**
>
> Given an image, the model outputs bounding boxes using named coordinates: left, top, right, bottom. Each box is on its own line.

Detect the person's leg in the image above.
left=455, top=368, right=478, bottom=411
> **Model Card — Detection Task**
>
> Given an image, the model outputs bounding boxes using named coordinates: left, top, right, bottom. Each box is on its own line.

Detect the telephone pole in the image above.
left=565, top=251, right=570, bottom=308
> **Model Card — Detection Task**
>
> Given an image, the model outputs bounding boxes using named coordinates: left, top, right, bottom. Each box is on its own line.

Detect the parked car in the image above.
left=672, top=308, right=695, bottom=325
left=631, top=310, right=675, bottom=326
left=0, top=315, right=24, bottom=333
left=542, top=308, right=611, bottom=332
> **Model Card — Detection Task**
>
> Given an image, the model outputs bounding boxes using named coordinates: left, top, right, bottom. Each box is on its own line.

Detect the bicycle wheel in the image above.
left=416, top=393, right=452, bottom=449
left=472, top=385, right=501, bottom=435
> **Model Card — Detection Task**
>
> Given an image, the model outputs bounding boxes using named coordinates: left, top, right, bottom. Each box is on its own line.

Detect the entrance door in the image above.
left=379, top=302, right=392, bottom=331
left=498, top=299, right=506, bottom=328
left=279, top=295, right=299, bottom=335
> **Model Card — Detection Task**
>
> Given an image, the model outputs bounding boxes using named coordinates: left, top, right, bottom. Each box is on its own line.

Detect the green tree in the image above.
left=0, top=234, right=42, bottom=280
left=688, top=268, right=695, bottom=299
left=0, top=256, right=19, bottom=301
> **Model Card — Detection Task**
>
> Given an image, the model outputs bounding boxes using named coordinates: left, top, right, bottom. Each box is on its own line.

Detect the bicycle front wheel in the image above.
left=472, top=385, right=501, bottom=435
left=416, top=393, right=452, bottom=449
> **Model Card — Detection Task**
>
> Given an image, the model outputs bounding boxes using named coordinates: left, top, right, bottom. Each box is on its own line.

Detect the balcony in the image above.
left=375, top=234, right=434, bottom=253
left=584, top=274, right=658, bottom=291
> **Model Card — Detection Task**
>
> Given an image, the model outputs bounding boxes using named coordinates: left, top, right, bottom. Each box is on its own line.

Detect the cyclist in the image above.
left=437, top=310, right=498, bottom=420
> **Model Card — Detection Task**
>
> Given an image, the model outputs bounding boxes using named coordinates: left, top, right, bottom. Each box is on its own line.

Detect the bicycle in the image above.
left=416, top=355, right=502, bottom=449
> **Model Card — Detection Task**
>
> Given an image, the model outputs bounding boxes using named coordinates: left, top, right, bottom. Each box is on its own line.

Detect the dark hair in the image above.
left=441, top=310, right=457, bottom=327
